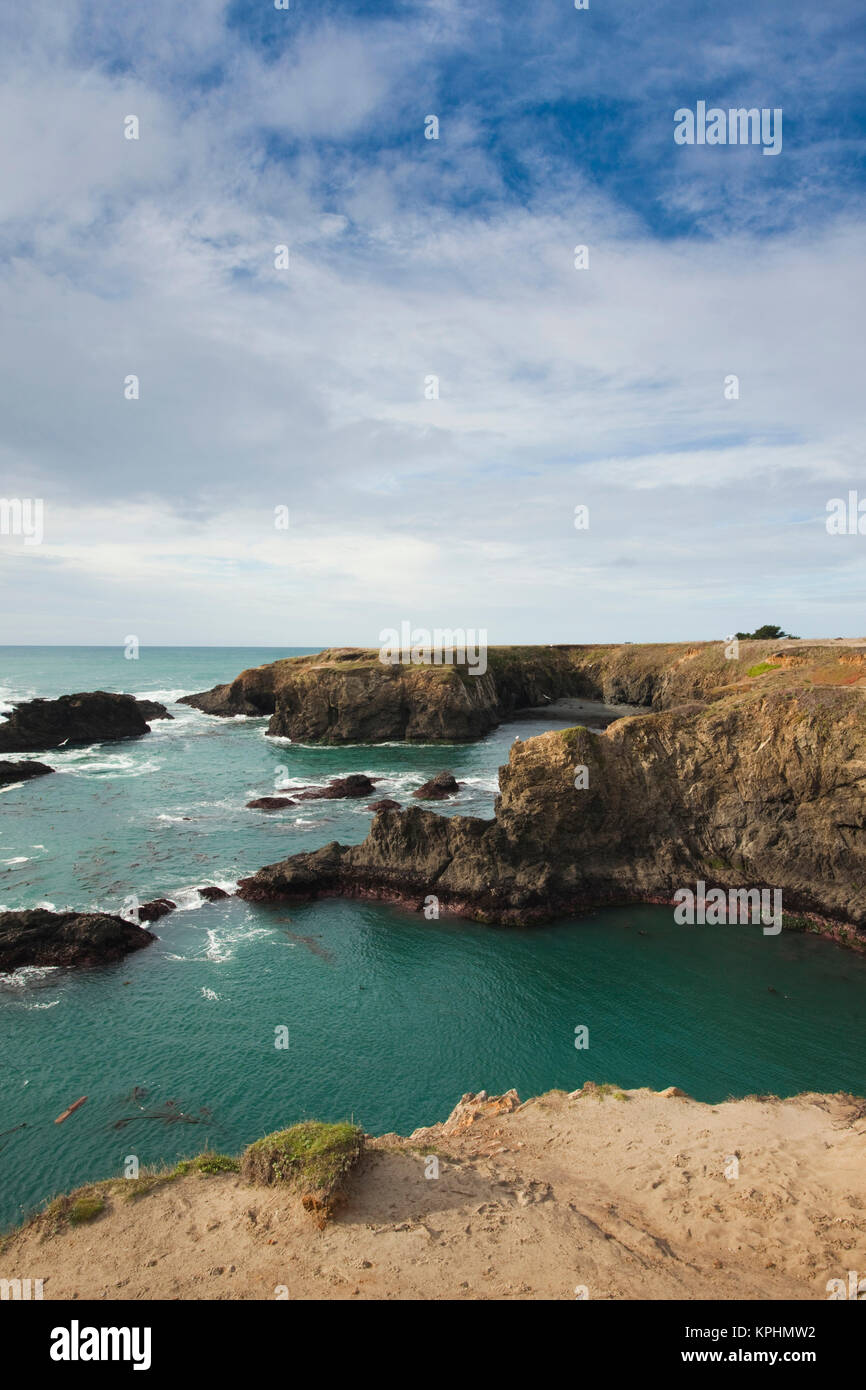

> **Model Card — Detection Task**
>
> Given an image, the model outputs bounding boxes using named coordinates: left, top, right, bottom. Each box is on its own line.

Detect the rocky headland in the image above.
left=236, top=647, right=866, bottom=940
left=0, top=692, right=171, bottom=753
left=179, top=638, right=865, bottom=744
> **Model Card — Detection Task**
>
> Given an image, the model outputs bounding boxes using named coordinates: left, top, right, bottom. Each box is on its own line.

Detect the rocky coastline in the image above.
left=238, top=675, right=866, bottom=944
left=179, top=638, right=865, bottom=744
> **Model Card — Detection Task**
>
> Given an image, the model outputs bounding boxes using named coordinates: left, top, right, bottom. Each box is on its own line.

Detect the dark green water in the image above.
left=0, top=647, right=864, bottom=1229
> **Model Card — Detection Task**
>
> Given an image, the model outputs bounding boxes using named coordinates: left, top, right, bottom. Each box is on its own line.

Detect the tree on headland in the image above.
left=734, top=624, right=800, bottom=640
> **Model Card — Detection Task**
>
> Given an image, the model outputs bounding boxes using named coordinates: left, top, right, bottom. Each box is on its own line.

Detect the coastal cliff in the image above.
left=238, top=682, right=866, bottom=934
left=179, top=640, right=843, bottom=743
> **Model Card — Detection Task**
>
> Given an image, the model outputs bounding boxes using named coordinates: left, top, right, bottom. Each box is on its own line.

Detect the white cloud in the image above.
left=0, top=2, right=864, bottom=644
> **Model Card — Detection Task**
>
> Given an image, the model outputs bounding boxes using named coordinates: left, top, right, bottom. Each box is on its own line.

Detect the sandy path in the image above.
left=4, top=1086, right=865, bottom=1301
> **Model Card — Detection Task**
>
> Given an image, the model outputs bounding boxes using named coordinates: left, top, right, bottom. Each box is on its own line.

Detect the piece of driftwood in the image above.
left=55, top=1096, right=87, bottom=1125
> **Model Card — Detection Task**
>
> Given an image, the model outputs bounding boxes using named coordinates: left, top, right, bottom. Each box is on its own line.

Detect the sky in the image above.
left=1, top=0, right=865, bottom=646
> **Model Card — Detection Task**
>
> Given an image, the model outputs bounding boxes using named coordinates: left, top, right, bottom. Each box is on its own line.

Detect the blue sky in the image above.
left=1, top=0, right=865, bottom=644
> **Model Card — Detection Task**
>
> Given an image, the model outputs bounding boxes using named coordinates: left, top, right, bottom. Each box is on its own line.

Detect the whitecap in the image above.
left=1, top=856, right=29, bottom=865
left=263, top=732, right=458, bottom=749
left=133, top=689, right=192, bottom=703
left=0, top=685, right=36, bottom=714
left=66, top=755, right=161, bottom=778
left=170, top=885, right=232, bottom=913
left=202, top=923, right=271, bottom=964
left=201, top=987, right=221, bottom=1001
left=0, top=963, right=60, bottom=989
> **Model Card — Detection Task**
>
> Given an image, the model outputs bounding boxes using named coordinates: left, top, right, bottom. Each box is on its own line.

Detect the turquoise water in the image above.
left=0, top=647, right=864, bottom=1229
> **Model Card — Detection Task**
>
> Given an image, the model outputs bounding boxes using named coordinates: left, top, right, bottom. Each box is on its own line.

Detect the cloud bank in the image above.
left=1, top=0, right=864, bottom=644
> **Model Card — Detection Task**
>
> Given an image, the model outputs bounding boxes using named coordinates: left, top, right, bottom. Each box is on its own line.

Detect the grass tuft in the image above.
left=241, top=1121, right=363, bottom=1226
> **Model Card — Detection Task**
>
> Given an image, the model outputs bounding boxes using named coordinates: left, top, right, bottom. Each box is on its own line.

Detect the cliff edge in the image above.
left=4, top=1086, right=864, bottom=1301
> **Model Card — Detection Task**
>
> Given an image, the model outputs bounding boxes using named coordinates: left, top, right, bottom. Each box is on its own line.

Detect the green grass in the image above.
left=5, top=1149, right=242, bottom=1239
left=121, top=1151, right=239, bottom=1202
left=173, top=1152, right=239, bottom=1177
left=40, top=1187, right=107, bottom=1232
left=746, top=662, right=781, bottom=678
left=241, top=1121, right=363, bottom=1225
left=67, top=1195, right=106, bottom=1225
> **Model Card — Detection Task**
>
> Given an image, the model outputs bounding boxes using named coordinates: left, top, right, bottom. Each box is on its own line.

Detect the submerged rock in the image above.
left=0, top=909, right=155, bottom=971
left=0, top=692, right=169, bottom=753
left=0, top=760, right=54, bottom=786
left=413, top=771, right=460, bottom=800
left=367, top=799, right=401, bottom=812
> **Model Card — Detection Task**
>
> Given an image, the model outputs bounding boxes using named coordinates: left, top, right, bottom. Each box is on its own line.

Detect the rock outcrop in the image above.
left=137, top=898, right=176, bottom=923
left=413, top=771, right=460, bottom=799
left=135, top=700, right=173, bottom=722
left=238, top=684, right=866, bottom=935
left=0, top=693, right=171, bottom=753
left=0, top=910, right=155, bottom=971
left=295, top=775, right=378, bottom=800
left=246, top=796, right=297, bottom=811
left=0, top=760, right=54, bottom=786
left=180, top=640, right=866, bottom=745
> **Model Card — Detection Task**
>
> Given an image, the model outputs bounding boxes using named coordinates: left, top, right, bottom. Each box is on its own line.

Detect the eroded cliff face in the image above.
left=238, top=685, right=866, bottom=933
left=179, top=639, right=831, bottom=744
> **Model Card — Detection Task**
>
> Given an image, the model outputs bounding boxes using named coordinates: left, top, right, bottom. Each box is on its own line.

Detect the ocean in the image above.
left=0, top=646, right=864, bottom=1230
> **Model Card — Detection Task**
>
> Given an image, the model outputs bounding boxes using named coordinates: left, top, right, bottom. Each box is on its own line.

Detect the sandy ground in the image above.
left=4, top=1086, right=865, bottom=1301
